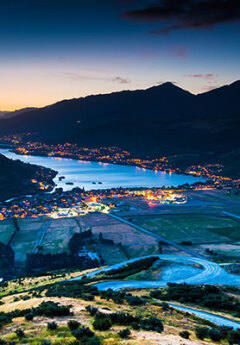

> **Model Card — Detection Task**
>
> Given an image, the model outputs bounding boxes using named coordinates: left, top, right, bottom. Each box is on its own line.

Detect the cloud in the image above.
left=166, top=45, right=188, bottom=58
left=61, top=72, right=131, bottom=84
left=184, top=73, right=215, bottom=79
left=112, top=76, right=131, bottom=84
left=122, top=0, right=240, bottom=34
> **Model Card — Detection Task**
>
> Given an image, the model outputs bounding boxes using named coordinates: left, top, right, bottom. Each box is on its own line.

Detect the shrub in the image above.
left=80, top=336, right=101, bottom=345
left=15, top=328, right=25, bottom=339
left=35, top=301, right=71, bottom=317
left=179, top=330, right=190, bottom=339
left=42, top=341, right=52, bottom=345
left=118, top=328, right=131, bottom=339
left=161, top=302, right=169, bottom=311
left=0, top=339, right=7, bottom=345
left=93, top=316, right=112, bottom=331
left=131, top=322, right=140, bottom=330
left=227, top=330, right=240, bottom=345
left=195, top=326, right=209, bottom=340
left=86, top=306, right=98, bottom=316
left=72, top=326, right=95, bottom=339
left=47, top=322, right=58, bottom=330
left=68, top=320, right=80, bottom=331
left=125, top=295, right=145, bottom=306
left=141, top=317, right=164, bottom=333
left=25, top=313, right=34, bottom=321
left=208, top=328, right=223, bottom=341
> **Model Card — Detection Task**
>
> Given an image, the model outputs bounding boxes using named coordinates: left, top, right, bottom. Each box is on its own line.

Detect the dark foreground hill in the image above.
left=0, top=81, right=239, bottom=173
left=0, top=155, right=56, bottom=201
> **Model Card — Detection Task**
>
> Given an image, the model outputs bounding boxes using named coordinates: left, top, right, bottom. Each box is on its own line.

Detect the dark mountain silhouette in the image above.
left=0, top=107, right=37, bottom=119
left=0, top=81, right=239, bottom=159
left=0, top=155, right=56, bottom=201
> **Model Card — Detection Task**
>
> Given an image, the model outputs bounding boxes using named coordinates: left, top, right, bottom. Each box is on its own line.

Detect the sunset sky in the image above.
left=1, top=0, right=240, bottom=110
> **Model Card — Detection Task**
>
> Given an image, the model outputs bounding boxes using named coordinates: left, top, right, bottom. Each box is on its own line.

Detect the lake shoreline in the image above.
left=10, top=148, right=206, bottom=182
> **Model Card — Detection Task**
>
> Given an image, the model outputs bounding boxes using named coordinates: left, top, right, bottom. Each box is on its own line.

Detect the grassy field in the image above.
left=42, top=218, right=80, bottom=254
left=128, top=214, right=240, bottom=244
left=11, top=218, right=49, bottom=262
left=0, top=219, right=15, bottom=245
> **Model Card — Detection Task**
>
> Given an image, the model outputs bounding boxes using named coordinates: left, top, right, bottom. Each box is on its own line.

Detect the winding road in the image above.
left=70, top=254, right=240, bottom=329
left=168, top=303, right=240, bottom=330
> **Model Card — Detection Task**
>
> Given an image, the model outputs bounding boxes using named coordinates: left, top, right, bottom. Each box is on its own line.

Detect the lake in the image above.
left=0, top=149, right=205, bottom=191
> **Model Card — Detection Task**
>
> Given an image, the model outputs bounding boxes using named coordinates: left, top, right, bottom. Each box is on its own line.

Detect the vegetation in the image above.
left=150, top=283, right=240, bottom=316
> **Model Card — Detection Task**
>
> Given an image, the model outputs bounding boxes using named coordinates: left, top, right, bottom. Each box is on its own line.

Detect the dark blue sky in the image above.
left=1, top=0, right=240, bottom=109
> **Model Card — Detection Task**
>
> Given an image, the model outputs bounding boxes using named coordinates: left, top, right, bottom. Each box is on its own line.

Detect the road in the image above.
left=168, top=303, right=240, bottom=330
left=108, top=213, right=206, bottom=259
left=33, top=220, right=52, bottom=254
left=71, top=254, right=240, bottom=288
left=222, top=211, right=240, bottom=220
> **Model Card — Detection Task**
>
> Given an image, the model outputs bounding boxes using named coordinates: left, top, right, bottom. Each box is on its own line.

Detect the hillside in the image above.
left=0, top=265, right=240, bottom=345
left=0, top=81, right=239, bottom=159
left=0, top=154, right=56, bottom=201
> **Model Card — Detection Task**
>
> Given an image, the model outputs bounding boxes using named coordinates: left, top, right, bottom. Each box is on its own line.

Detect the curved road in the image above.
left=168, top=303, right=240, bottom=330
left=70, top=254, right=240, bottom=329
left=71, top=254, right=240, bottom=289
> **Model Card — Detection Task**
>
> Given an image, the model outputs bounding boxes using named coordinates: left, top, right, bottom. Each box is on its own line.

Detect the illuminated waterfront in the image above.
left=0, top=148, right=204, bottom=191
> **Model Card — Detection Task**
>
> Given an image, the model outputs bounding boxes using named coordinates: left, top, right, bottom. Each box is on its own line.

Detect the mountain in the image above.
left=0, top=107, right=37, bottom=120
left=0, top=81, right=239, bottom=158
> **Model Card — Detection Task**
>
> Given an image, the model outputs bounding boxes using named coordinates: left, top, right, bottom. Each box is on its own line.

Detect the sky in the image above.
left=0, top=0, right=240, bottom=110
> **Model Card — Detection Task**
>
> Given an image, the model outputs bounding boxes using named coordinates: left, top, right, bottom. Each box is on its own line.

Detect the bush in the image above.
left=15, top=328, right=25, bottom=339
left=227, top=330, right=240, bottom=345
left=47, top=322, right=58, bottom=330
left=161, top=302, right=169, bottom=311
left=141, top=317, right=164, bottom=333
left=179, top=330, right=190, bottom=339
left=72, top=326, right=95, bottom=339
left=0, top=339, right=7, bottom=345
left=42, top=341, right=51, bottom=345
left=125, top=295, right=145, bottom=306
left=25, top=313, right=34, bottom=321
left=93, top=315, right=112, bottom=331
left=195, top=326, right=209, bottom=340
left=86, top=306, right=98, bottom=316
left=208, top=328, right=223, bottom=341
left=79, top=336, right=101, bottom=345
left=68, top=320, right=80, bottom=331
left=35, top=301, right=71, bottom=317
left=119, top=328, right=131, bottom=339
left=131, top=322, right=140, bottom=330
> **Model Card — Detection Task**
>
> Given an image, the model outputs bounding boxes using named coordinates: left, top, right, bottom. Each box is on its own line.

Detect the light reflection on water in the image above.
left=0, top=149, right=205, bottom=191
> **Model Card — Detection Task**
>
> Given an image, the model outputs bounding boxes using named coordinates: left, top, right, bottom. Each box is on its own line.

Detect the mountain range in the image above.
left=0, top=81, right=239, bottom=175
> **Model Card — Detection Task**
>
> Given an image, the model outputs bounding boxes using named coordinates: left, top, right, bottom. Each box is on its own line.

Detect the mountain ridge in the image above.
left=0, top=80, right=239, bottom=159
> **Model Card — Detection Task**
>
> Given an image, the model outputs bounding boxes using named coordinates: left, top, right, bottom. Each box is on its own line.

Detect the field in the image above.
left=78, top=213, right=159, bottom=262
left=11, top=218, right=49, bottom=262
left=42, top=218, right=81, bottom=254
left=0, top=219, right=15, bottom=245
left=127, top=213, right=240, bottom=244
left=1, top=189, right=240, bottom=270
left=0, top=212, right=159, bottom=268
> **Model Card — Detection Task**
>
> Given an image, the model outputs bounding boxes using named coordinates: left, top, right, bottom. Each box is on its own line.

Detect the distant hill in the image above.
left=0, top=107, right=37, bottom=120
left=0, top=81, right=239, bottom=160
left=0, top=154, right=56, bottom=201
